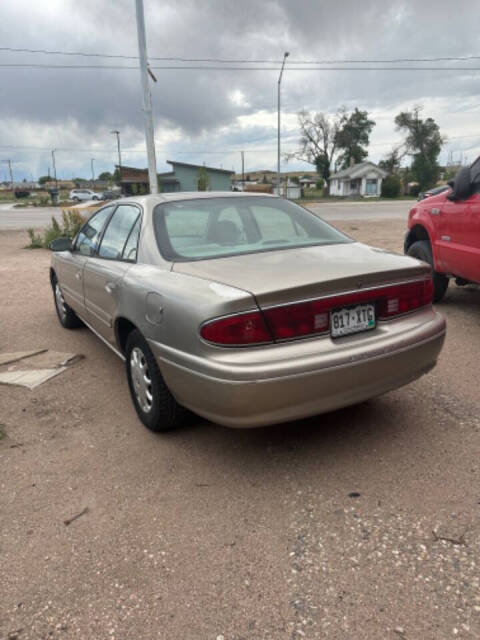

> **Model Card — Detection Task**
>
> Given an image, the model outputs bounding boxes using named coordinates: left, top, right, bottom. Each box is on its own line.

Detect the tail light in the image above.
left=376, top=278, right=433, bottom=319
left=201, top=311, right=273, bottom=345
left=201, top=277, right=433, bottom=346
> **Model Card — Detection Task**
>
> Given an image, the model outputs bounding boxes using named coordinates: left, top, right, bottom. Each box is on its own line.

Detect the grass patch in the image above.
left=0, top=424, right=6, bottom=440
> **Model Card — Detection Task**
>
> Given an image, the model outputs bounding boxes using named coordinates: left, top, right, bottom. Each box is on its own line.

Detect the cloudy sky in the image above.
left=1, top=0, right=480, bottom=181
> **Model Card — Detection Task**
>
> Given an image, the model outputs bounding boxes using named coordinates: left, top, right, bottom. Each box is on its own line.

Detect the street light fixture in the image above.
left=277, top=51, right=289, bottom=196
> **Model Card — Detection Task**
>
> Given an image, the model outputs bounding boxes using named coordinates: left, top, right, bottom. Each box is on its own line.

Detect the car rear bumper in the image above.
left=149, top=309, right=446, bottom=428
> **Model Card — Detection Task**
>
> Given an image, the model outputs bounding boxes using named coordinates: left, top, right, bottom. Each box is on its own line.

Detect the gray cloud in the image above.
left=1, top=0, right=480, bottom=178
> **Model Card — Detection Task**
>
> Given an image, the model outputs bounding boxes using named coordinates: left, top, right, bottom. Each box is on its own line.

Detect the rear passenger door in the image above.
left=57, top=206, right=115, bottom=315
left=83, top=204, right=141, bottom=344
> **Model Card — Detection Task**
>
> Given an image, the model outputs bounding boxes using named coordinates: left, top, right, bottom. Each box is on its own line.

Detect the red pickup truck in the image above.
left=404, top=159, right=480, bottom=301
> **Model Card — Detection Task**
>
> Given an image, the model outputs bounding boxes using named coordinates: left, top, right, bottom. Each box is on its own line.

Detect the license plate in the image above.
left=330, top=303, right=375, bottom=338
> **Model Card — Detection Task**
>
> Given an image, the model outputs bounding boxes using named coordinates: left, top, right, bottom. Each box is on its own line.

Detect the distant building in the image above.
left=118, top=161, right=234, bottom=195
left=329, top=161, right=387, bottom=197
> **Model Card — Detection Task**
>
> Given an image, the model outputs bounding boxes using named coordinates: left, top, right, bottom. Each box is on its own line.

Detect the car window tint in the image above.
left=217, top=206, right=247, bottom=242
left=164, top=206, right=210, bottom=249
left=75, top=206, right=114, bottom=256
left=122, top=216, right=141, bottom=261
left=250, top=204, right=307, bottom=241
left=98, top=205, right=140, bottom=260
left=155, top=196, right=351, bottom=261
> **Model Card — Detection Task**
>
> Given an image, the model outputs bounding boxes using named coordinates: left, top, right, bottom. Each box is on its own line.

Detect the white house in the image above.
left=329, top=161, right=387, bottom=197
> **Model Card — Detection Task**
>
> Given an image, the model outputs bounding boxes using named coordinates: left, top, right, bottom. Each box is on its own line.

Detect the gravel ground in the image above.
left=1, top=222, right=479, bottom=640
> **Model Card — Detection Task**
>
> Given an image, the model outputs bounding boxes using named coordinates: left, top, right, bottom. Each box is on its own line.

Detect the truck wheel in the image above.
left=125, top=329, right=188, bottom=432
left=407, top=240, right=449, bottom=302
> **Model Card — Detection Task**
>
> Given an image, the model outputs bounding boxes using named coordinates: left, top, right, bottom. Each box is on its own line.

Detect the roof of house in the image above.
left=330, top=161, right=387, bottom=180
left=167, top=160, right=234, bottom=175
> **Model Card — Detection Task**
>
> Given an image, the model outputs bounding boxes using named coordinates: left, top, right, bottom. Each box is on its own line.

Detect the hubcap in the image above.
left=55, top=283, right=67, bottom=319
left=130, top=347, right=153, bottom=413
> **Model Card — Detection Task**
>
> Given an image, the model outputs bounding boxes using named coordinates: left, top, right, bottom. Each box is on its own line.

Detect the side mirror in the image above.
left=49, top=237, right=72, bottom=252
left=447, top=166, right=471, bottom=201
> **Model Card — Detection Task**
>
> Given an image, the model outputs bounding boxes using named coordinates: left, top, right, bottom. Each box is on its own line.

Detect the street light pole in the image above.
left=91, top=158, right=95, bottom=187
left=2, top=159, right=13, bottom=190
left=51, top=149, right=58, bottom=190
left=111, top=129, right=122, bottom=189
left=241, top=150, right=245, bottom=190
left=135, top=0, right=158, bottom=195
left=277, top=51, right=289, bottom=197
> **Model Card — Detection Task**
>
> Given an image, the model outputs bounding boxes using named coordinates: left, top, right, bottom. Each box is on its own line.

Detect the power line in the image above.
left=1, top=46, right=480, bottom=64
left=2, top=63, right=480, bottom=71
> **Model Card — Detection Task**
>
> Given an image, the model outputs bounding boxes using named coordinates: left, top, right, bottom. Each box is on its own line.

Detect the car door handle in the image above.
left=430, top=208, right=440, bottom=215
left=105, top=282, right=118, bottom=294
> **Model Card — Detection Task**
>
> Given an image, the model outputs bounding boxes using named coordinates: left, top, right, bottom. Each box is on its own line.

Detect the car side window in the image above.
left=74, top=206, right=115, bottom=256
left=98, top=205, right=140, bottom=260
left=122, top=216, right=141, bottom=261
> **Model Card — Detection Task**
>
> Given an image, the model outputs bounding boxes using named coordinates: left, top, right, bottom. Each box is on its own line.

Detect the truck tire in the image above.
left=407, top=240, right=449, bottom=302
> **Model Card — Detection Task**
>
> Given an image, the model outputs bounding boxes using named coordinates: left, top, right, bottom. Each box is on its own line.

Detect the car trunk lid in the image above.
left=172, top=242, right=430, bottom=307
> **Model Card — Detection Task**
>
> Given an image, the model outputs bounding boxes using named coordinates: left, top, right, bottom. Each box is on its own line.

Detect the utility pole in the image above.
left=2, top=159, right=13, bottom=190
left=241, top=151, right=245, bottom=190
left=91, top=158, right=95, bottom=187
left=51, top=149, right=58, bottom=190
left=277, top=51, right=289, bottom=197
left=135, top=0, right=158, bottom=194
left=111, top=129, right=122, bottom=184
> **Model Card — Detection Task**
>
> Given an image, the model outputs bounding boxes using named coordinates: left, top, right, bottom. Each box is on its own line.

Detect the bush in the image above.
left=409, top=184, right=421, bottom=197
left=25, top=228, right=44, bottom=249
left=14, top=190, right=30, bottom=199
left=316, top=178, right=324, bottom=190
left=381, top=174, right=402, bottom=198
left=24, top=210, right=86, bottom=249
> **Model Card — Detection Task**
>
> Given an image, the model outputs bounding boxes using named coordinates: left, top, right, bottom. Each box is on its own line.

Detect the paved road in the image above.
left=307, top=199, right=412, bottom=221
left=1, top=220, right=479, bottom=639
left=0, top=203, right=61, bottom=229
left=0, top=199, right=414, bottom=230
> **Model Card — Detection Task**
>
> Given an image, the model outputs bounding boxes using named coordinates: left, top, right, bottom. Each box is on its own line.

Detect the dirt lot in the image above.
left=1, top=222, right=480, bottom=640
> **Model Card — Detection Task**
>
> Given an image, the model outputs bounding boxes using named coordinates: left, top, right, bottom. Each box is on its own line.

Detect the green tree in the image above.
left=381, top=174, right=401, bottom=198
left=379, top=146, right=404, bottom=174
left=395, top=106, right=444, bottom=191
left=38, top=175, right=50, bottom=185
left=335, top=108, right=375, bottom=169
left=288, top=108, right=375, bottom=193
left=288, top=110, right=346, bottom=192
left=98, top=171, right=113, bottom=181
left=197, top=167, right=210, bottom=191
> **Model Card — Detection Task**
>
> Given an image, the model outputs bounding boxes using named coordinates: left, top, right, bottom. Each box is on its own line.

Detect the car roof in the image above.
left=115, top=191, right=278, bottom=207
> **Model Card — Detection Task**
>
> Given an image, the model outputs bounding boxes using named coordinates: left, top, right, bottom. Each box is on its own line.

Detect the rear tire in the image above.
left=407, top=240, right=449, bottom=302
left=52, top=276, right=83, bottom=329
left=125, top=329, right=188, bottom=432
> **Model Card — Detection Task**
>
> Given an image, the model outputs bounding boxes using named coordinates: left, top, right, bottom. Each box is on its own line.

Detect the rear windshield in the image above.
left=153, top=196, right=351, bottom=262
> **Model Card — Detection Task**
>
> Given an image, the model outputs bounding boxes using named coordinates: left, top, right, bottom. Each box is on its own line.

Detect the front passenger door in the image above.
left=83, top=204, right=142, bottom=344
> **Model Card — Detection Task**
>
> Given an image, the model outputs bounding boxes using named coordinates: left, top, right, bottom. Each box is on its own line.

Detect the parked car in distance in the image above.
left=49, top=193, right=445, bottom=432
left=417, top=185, right=450, bottom=201
left=405, top=158, right=480, bottom=301
left=69, top=188, right=102, bottom=202
left=99, top=190, right=122, bottom=201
